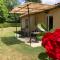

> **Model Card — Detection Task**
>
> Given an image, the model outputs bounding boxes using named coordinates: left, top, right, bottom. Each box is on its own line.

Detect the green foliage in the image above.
left=0, top=0, right=9, bottom=23
left=4, top=0, right=20, bottom=22
left=36, top=32, right=45, bottom=41
left=0, top=22, right=20, bottom=28
left=0, top=0, right=20, bottom=23
left=7, top=13, right=20, bottom=23
left=36, top=35, right=43, bottom=41
left=4, top=0, right=20, bottom=11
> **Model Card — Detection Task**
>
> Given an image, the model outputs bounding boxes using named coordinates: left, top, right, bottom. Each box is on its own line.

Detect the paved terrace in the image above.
left=17, top=34, right=42, bottom=47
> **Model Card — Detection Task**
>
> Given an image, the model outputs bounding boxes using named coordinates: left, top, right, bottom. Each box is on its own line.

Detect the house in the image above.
left=11, top=2, right=60, bottom=36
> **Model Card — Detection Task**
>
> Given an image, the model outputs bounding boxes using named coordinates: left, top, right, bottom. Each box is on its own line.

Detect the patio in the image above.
left=17, top=34, right=42, bottom=47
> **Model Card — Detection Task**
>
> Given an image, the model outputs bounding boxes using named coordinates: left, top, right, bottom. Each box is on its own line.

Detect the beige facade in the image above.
left=21, top=12, right=47, bottom=31
left=48, top=7, right=60, bottom=30
left=21, top=7, right=60, bottom=32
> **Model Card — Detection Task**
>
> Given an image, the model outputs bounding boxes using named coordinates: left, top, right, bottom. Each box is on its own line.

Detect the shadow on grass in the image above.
left=14, top=31, right=26, bottom=38
left=1, top=36, right=24, bottom=46
left=38, top=52, right=49, bottom=60
left=14, top=31, right=20, bottom=34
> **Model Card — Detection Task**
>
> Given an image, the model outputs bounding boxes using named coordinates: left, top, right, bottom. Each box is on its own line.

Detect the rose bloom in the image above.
left=42, top=29, right=60, bottom=60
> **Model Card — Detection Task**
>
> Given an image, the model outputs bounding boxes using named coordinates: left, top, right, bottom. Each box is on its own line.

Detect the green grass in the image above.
left=0, top=27, right=50, bottom=60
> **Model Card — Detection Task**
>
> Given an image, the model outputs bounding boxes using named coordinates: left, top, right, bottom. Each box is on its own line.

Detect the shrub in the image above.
left=0, top=22, right=20, bottom=28
left=36, top=32, right=45, bottom=41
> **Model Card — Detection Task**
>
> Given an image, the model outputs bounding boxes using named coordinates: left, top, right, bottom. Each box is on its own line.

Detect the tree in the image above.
left=25, top=0, right=41, bottom=3
left=0, top=0, right=20, bottom=23
left=4, top=0, right=20, bottom=22
left=0, top=0, right=8, bottom=23
left=4, top=0, right=20, bottom=11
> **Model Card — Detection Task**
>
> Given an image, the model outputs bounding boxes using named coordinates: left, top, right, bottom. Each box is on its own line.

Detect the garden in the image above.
left=0, top=0, right=60, bottom=60
left=0, top=27, right=48, bottom=60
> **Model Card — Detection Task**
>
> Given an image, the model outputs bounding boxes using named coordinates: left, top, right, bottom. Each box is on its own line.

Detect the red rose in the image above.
left=42, top=29, right=60, bottom=60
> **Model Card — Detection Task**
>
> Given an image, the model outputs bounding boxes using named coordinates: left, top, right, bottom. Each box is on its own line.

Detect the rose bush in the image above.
left=42, top=29, right=60, bottom=60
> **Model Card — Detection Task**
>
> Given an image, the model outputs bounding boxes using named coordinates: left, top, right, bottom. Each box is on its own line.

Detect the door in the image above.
left=47, top=15, right=53, bottom=31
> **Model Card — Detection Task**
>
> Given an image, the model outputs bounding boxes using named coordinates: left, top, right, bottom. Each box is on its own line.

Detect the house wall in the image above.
left=36, top=12, right=47, bottom=26
left=49, top=7, right=60, bottom=31
left=21, top=15, right=35, bottom=31
left=21, top=7, right=60, bottom=32
left=21, top=12, right=47, bottom=31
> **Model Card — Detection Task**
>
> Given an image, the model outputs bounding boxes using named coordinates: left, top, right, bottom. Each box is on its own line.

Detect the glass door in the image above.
left=47, top=15, right=53, bottom=31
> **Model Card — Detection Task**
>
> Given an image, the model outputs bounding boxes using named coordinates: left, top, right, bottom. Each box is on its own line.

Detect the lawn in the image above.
left=0, top=27, right=49, bottom=60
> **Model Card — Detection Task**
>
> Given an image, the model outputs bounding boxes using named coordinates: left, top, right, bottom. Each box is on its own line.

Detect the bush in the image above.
left=36, top=32, right=45, bottom=41
left=0, top=17, right=6, bottom=23
left=0, top=22, right=20, bottom=28
left=36, top=35, right=43, bottom=41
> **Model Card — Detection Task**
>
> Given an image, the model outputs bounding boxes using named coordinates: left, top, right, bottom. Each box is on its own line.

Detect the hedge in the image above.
left=0, top=22, right=20, bottom=28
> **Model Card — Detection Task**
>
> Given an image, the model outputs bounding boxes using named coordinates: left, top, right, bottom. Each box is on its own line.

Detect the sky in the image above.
left=19, top=0, right=60, bottom=5
left=42, top=0, right=60, bottom=4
